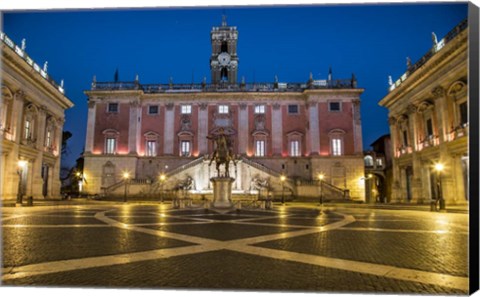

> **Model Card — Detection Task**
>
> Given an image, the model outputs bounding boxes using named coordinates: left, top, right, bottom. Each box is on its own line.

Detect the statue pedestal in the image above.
left=211, top=177, right=235, bottom=208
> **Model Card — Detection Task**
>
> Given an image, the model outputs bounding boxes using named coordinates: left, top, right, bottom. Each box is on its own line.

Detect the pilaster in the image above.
left=198, top=103, right=209, bottom=155
left=164, top=103, right=175, bottom=155
left=85, top=100, right=97, bottom=153
left=307, top=102, right=320, bottom=155
left=238, top=103, right=249, bottom=155
left=271, top=103, right=282, bottom=156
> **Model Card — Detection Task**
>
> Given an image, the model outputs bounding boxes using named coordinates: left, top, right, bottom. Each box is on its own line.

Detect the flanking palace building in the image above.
left=82, top=18, right=366, bottom=201
left=379, top=19, right=469, bottom=206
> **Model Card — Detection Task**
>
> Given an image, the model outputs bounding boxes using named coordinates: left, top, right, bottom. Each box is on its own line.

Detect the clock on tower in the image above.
left=210, top=15, right=239, bottom=85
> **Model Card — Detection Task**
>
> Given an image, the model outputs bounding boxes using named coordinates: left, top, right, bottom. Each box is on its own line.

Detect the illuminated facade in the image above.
left=379, top=19, right=469, bottom=205
left=0, top=32, right=74, bottom=201
left=83, top=18, right=366, bottom=201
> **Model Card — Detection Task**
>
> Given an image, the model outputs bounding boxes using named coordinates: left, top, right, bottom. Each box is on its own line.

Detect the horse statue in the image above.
left=207, top=128, right=236, bottom=177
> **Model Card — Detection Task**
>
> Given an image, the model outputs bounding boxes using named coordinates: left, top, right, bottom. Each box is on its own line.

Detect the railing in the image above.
left=389, top=19, right=467, bottom=93
left=321, top=181, right=350, bottom=201
left=450, top=123, right=469, bottom=140
left=92, top=78, right=358, bottom=93
left=239, top=156, right=282, bottom=178
left=397, top=145, right=412, bottom=157
left=0, top=32, right=65, bottom=95
left=165, top=156, right=206, bottom=177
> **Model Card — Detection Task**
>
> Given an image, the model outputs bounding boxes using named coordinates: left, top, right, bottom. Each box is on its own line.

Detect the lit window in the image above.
left=148, top=105, right=159, bottom=115
left=45, top=130, right=52, bottom=147
left=105, top=138, right=116, bottom=154
left=376, top=158, right=383, bottom=166
left=181, top=105, right=192, bottom=114
left=24, top=119, right=31, bottom=139
left=218, top=105, right=229, bottom=114
left=289, top=140, right=300, bottom=157
left=108, top=103, right=119, bottom=113
left=331, top=138, right=342, bottom=156
left=255, top=140, right=265, bottom=157
left=146, top=140, right=157, bottom=157
left=364, top=155, right=374, bottom=166
left=180, top=140, right=191, bottom=157
left=254, top=105, right=266, bottom=114
left=288, top=105, right=298, bottom=114
left=329, top=102, right=341, bottom=112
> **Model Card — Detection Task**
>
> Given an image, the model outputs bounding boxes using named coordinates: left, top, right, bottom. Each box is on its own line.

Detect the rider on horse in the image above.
left=207, top=128, right=236, bottom=177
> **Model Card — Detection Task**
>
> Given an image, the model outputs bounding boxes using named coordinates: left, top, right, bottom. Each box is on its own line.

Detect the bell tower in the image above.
left=210, top=15, right=238, bottom=85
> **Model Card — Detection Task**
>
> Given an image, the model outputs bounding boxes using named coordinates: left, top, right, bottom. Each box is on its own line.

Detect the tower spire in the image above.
left=222, top=13, right=227, bottom=27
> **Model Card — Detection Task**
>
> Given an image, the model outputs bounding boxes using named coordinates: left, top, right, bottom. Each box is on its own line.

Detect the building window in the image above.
left=181, top=105, right=192, bottom=114
left=289, top=140, right=300, bottom=157
left=459, top=101, right=468, bottom=125
left=254, top=105, right=266, bottom=114
left=329, top=102, right=341, bottom=112
left=148, top=105, right=159, bottom=115
left=364, top=155, right=374, bottom=167
left=426, top=118, right=433, bottom=137
left=24, top=119, right=32, bottom=139
left=376, top=158, right=383, bottom=166
left=288, top=104, right=299, bottom=114
left=255, top=140, right=265, bottom=157
left=402, top=130, right=409, bottom=146
left=145, top=140, right=157, bottom=157
left=180, top=140, right=191, bottom=157
left=218, top=105, right=229, bottom=114
left=107, top=103, right=119, bottom=113
left=331, top=138, right=342, bottom=156
left=105, top=138, right=116, bottom=154
left=45, top=130, right=53, bottom=148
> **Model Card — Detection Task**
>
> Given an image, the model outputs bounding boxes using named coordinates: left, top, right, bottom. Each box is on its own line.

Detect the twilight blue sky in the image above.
left=2, top=3, right=468, bottom=168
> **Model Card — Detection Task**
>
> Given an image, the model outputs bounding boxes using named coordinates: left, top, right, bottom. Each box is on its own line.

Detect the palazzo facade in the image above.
left=1, top=32, right=74, bottom=201
left=83, top=18, right=366, bottom=201
left=379, top=19, right=469, bottom=205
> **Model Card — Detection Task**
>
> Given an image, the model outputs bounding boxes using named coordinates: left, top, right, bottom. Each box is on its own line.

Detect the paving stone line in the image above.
left=339, top=227, right=469, bottom=235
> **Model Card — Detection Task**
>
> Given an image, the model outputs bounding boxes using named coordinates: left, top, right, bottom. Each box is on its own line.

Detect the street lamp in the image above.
left=317, top=173, right=325, bottom=206
left=122, top=172, right=130, bottom=202
left=16, top=160, right=27, bottom=205
left=280, top=175, right=286, bottom=204
left=159, top=173, right=166, bottom=203
left=434, top=163, right=445, bottom=210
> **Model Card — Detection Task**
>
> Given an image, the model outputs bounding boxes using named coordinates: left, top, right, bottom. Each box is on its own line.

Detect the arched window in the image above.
left=328, top=129, right=345, bottom=156
left=364, top=155, right=374, bottom=167
left=102, top=129, right=120, bottom=154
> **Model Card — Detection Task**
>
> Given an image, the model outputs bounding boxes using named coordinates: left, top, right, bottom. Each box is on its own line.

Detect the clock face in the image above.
left=218, top=52, right=231, bottom=66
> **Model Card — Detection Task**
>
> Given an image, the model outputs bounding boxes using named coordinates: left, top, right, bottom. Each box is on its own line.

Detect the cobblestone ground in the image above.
left=1, top=203, right=469, bottom=294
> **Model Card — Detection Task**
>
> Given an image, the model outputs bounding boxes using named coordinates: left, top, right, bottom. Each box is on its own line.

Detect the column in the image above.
left=432, top=86, right=447, bottom=143
left=388, top=116, right=402, bottom=203
left=238, top=103, right=248, bottom=155
left=12, top=91, right=25, bottom=143
left=197, top=103, right=208, bottom=155
left=85, top=100, right=97, bottom=153
left=307, top=102, right=320, bottom=155
left=128, top=100, right=141, bottom=155
left=164, top=103, right=175, bottom=155
left=31, top=107, right=47, bottom=198
left=271, top=103, right=283, bottom=156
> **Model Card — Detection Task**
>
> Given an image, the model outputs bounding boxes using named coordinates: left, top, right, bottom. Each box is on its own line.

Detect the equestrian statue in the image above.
left=207, top=128, right=236, bottom=177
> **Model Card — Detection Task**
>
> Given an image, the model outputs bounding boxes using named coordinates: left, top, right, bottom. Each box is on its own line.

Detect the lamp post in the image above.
left=434, top=163, right=445, bottom=210
left=159, top=173, right=166, bottom=203
left=280, top=175, right=286, bottom=204
left=318, top=173, right=325, bottom=206
left=16, top=160, right=27, bottom=205
left=122, top=172, right=130, bottom=202
left=76, top=172, right=83, bottom=196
